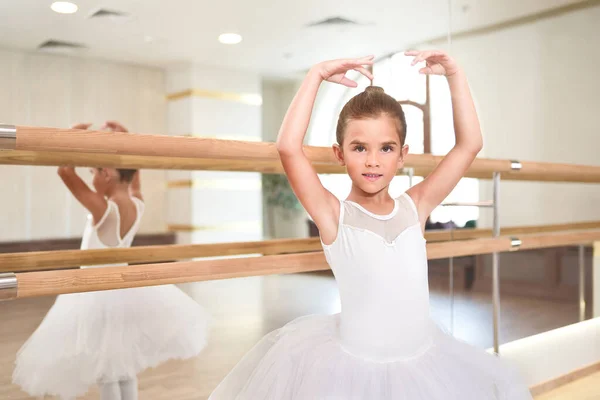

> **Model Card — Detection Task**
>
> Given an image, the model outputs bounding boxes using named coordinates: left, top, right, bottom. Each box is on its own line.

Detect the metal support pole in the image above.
left=408, top=168, right=414, bottom=187
left=579, top=244, right=586, bottom=322
left=492, top=172, right=501, bottom=354
left=449, top=252, right=455, bottom=335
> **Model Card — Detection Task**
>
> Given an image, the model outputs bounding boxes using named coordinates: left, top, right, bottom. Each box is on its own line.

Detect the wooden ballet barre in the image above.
left=0, top=150, right=352, bottom=175
left=4, top=125, right=600, bottom=183
left=12, top=125, right=292, bottom=161
left=4, top=229, right=600, bottom=299
left=440, top=201, right=494, bottom=208
left=3, top=149, right=597, bottom=184
left=0, top=150, right=296, bottom=174
left=0, top=238, right=323, bottom=272
left=424, top=220, right=600, bottom=242
left=2, top=220, right=600, bottom=273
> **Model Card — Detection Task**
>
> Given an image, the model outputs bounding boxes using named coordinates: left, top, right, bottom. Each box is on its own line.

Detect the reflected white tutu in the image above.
left=13, top=284, right=209, bottom=399
left=210, top=314, right=531, bottom=400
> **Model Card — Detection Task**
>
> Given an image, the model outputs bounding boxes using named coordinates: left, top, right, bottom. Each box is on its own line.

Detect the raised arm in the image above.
left=404, top=50, right=483, bottom=225
left=276, top=56, right=374, bottom=244
left=60, top=123, right=107, bottom=223
left=129, top=170, right=143, bottom=201
left=58, top=166, right=107, bottom=224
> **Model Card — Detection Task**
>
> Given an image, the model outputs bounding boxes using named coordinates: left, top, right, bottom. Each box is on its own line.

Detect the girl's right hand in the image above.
left=71, top=123, right=92, bottom=130
left=102, top=121, right=128, bottom=133
left=311, top=56, right=375, bottom=87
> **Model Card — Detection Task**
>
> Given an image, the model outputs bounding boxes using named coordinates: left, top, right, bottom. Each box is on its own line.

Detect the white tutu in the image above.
left=13, top=284, right=209, bottom=399
left=210, top=314, right=531, bottom=400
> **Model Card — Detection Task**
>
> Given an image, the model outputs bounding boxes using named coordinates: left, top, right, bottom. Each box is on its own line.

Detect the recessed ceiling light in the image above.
left=51, top=1, right=78, bottom=14
left=218, top=33, right=242, bottom=45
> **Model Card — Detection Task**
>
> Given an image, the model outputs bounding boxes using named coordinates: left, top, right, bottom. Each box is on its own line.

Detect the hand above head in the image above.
left=311, top=55, right=375, bottom=87
left=71, top=123, right=92, bottom=130
left=101, top=121, right=128, bottom=133
left=405, top=50, right=460, bottom=77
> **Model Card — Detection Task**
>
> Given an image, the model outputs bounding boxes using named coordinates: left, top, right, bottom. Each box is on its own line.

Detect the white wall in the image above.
left=165, top=64, right=264, bottom=244
left=261, top=79, right=299, bottom=143
left=261, top=79, right=309, bottom=239
left=0, top=48, right=167, bottom=241
left=440, top=6, right=600, bottom=228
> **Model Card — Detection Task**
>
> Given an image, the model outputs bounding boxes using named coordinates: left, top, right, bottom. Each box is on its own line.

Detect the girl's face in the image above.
left=333, top=115, right=408, bottom=196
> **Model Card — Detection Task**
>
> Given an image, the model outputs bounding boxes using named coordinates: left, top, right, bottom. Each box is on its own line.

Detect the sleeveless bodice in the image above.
left=80, top=197, right=144, bottom=268
left=322, top=193, right=432, bottom=361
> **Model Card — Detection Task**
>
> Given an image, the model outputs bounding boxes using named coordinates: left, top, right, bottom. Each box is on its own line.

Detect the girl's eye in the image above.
left=353, top=145, right=366, bottom=152
left=382, top=145, right=394, bottom=153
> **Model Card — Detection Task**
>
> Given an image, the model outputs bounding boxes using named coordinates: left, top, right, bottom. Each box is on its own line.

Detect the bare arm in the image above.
left=276, top=56, right=373, bottom=244
left=58, top=166, right=107, bottom=224
left=62, top=123, right=107, bottom=223
left=405, top=51, right=483, bottom=225
left=129, top=170, right=143, bottom=200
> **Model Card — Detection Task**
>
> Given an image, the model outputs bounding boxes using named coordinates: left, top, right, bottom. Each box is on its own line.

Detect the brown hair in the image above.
left=96, top=168, right=137, bottom=183
left=117, top=169, right=137, bottom=183
left=102, top=122, right=137, bottom=182
left=336, top=86, right=407, bottom=146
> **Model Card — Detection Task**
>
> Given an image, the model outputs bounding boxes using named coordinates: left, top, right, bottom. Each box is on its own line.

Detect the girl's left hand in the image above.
left=405, top=50, right=460, bottom=77
left=101, top=121, right=128, bottom=133
left=71, top=123, right=92, bottom=130
left=312, top=56, right=375, bottom=88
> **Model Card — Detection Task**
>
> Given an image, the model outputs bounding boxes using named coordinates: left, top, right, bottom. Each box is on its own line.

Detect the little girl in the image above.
left=13, top=121, right=209, bottom=400
left=209, top=51, right=532, bottom=399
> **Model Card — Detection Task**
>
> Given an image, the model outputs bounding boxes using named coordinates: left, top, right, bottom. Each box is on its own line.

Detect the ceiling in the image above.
left=0, top=0, right=586, bottom=77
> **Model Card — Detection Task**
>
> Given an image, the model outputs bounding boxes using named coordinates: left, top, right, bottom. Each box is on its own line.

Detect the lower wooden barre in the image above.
left=16, top=252, right=330, bottom=298
left=1, top=238, right=323, bottom=272
left=13, top=230, right=600, bottom=298
left=424, top=220, right=600, bottom=242
left=3, top=221, right=600, bottom=273
left=517, top=230, right=600, bottom=250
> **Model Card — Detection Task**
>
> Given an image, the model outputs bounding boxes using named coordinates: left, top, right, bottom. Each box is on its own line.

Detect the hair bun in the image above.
left=364, top=86, right=385, bottom=94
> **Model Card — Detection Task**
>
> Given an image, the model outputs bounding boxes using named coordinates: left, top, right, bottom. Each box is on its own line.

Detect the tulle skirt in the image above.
left=210, top=314, right=532, bottom=400
left=13, top=284, right=209, bottom=399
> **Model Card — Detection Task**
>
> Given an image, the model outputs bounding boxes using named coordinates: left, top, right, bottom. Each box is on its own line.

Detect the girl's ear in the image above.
left=397, top=145, right=409, bottom=168
left=333, top=144, right=345, bottom=166
left=101, top=169, right=112, bottom=183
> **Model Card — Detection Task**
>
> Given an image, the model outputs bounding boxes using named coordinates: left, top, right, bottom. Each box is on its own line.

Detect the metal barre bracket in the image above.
left=0, top=273, right=17, bottom=301
left=510, top=160, right=522, bottom=171
left=0, top=124, right=16, bottom=150
left=509, top=237, right=522, bottom=251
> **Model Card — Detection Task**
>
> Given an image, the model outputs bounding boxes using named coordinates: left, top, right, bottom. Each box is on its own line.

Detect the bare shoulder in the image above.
left=318, top=192, right=342, bottom=245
